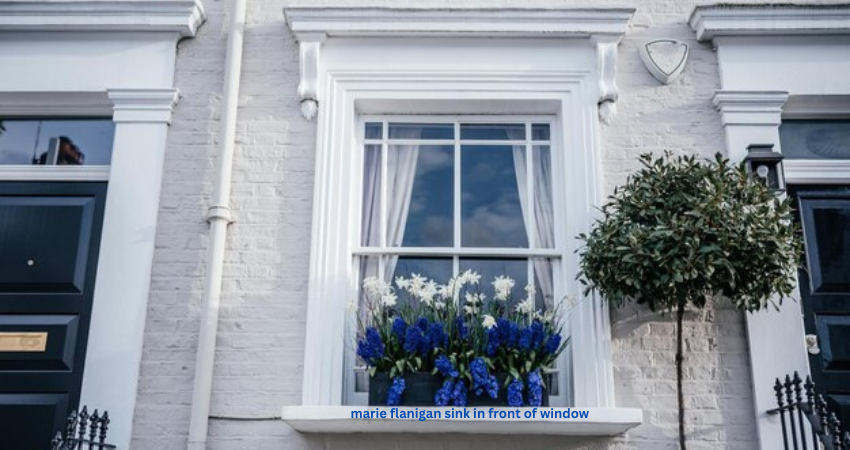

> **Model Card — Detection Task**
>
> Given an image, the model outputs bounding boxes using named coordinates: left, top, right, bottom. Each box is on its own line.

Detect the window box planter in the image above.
left=369, top=372, right=549, bottom=407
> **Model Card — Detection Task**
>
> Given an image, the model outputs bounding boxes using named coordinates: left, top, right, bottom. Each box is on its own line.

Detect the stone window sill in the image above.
left=280, top=406, right=643, bottom=436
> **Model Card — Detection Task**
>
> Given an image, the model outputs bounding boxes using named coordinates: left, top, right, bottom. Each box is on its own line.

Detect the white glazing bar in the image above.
left=365, top=139, right=551, bottom=146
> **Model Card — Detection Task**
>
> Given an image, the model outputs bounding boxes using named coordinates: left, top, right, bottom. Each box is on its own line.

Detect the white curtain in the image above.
left=511, top=132, right=556, bottom=309
left=360, top=127, right=420, bottom=284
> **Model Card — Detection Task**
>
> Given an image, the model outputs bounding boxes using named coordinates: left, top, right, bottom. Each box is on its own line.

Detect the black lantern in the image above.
left=744, top=144, right=785, bottom=193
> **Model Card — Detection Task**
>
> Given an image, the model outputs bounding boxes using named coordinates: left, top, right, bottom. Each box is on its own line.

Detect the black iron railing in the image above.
left=768, top=372, right=850, bottom=450
left=50, top=406, right=115, bottom=450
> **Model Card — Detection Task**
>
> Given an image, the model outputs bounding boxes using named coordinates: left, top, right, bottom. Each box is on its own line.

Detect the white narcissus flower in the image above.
left=363, top=277, right=390, bottom=297
left=460, top=270, right=481, bottom=286
left=492, top=276, right=515, bottom=301
left=515, top=297, right=535, bottom=315
left=395, top=276, right=410, bottom=290
left=419, top=280, right=438, bottom=306
left=381, top=293, right=398, bottom=308
left=433, top=300, right=446, bottom=310
left=481, top=315, right=497, bottom=330
left=346, top=300, right=359, bottom=313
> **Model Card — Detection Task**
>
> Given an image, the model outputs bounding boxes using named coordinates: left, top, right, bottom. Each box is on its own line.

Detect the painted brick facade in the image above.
left=130, top=1, right=807, bottom=449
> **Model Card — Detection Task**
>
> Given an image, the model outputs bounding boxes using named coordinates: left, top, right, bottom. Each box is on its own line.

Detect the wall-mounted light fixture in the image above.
left=744, top=144, right=785, bottom=193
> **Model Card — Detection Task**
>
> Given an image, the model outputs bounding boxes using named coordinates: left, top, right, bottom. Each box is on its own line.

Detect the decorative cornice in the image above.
left=108, top=89, right=180, bottom=124
left=690, top=4, right=850, bottom=42
left=284, top=7, right=635, bottom=122
left=0, top=0, right=206, bottom=37
left=712, top=90, right=789, bottom=126
left=284, top=7, right=635, bottom=39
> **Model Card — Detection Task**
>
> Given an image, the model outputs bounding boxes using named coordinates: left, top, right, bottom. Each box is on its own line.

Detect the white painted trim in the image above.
left=783, top=95, right=850, bottom=119
left=300, top=68, right=617, bottom=410
left=785, top=160, right=850, bottom=184
left=79, top=88, right=179, bottom=450
left=280, top=406, right=642, bottom=436
left=0, top=166, right=109, bottom=181
left=0, top=0, right=206, bottom=37
left=711, top=88, right=811, bottom=450
left=284, top=7, right=634, bottom=123
left=690, top=4, right=850, bottom=42
left=284, top=8, right=635, bottom=38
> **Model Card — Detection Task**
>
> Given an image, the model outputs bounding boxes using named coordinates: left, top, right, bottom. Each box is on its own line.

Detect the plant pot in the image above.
left=369, top=372, right=549, bottom=406
left=467, top=373, right=549, bottom=407
left=369, top=372, right=439, bottom=406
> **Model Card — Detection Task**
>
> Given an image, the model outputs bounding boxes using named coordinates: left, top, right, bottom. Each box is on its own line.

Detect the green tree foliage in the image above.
left=579, top=152, right=800, bottom=313
left=578, top=152, right=801, bottom=450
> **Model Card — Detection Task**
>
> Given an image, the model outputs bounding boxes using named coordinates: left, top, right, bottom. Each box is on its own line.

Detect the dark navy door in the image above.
left=0, top=182, right=106, bottom=449
left=792, top=186, right=850, bottom=427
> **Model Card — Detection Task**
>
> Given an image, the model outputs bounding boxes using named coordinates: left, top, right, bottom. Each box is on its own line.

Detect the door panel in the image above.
left=792, top=186, right=850, bottom=427
left=0, top=182, right=106, bottom=449
left=0, top=393, right=69, bottom=450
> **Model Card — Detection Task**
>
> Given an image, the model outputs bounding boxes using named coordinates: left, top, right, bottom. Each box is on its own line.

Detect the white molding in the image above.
left=281, top=406, right=642, bottom=436
left=296, top=34, right=325, bottom=120
left=0, top=0, right=207, bottom=37
left=107, top=89, right=180, bottom=124
left=785, top=160, right=850, bottom=184
left=0, top=166, right=109, bottom=181
left=299, top=67, right=617, bottom=409
left=284, top=8, right=635, bottom=38
left=284, top=7, right=634, bottom=122
left=690, top=4, right=850, bottom=42
left=712, top=90, right=789, bottom=126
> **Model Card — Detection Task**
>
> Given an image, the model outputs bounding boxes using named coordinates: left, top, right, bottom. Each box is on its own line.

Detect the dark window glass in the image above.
left=461, top=145, right=527, bottom=248
left=0, top=119, right=114, bottom=165
left=811, top=205, right=850, bottom=290
left=388, top=123, right=454, bottom=140
left=364, top=122, right=382, bottom=139
left=779, top=121, right=850, bottom=159
left=460, top=123, right=525, bottom=141
left=532, top=124, right=550, bottom=141
left=398, top=145, right=454, bottom=247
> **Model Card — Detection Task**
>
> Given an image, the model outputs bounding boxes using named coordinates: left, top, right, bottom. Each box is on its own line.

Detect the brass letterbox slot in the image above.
left=0, top=332, right=48, bottom=352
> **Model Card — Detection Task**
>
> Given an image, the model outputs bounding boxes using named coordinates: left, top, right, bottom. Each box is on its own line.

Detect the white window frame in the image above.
left=345, top=115, right=570, bottom=406
left=285, top=8, right=633, bottom=408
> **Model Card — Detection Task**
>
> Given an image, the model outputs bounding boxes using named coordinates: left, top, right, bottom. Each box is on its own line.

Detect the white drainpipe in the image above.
left=187, top=0, right=246, bottom=448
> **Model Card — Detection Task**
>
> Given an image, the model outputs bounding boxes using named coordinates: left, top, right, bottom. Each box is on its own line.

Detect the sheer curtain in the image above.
left=511, top=132, right=555, bottom=309
left=360, top=128, right=420, bottom=284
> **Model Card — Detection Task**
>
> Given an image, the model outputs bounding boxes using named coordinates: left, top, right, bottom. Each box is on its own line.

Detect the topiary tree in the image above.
left=578, top=153, right=801, bottom=450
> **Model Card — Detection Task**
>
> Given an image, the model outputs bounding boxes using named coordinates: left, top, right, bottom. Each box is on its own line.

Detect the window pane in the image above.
left=532, top=123, right=550, bottom=141
left=392, top=257, right=453, bottom=286
left=394, top=145, right=454, bottom=247
left=534, top=145, right=555, bottom=249
left=364, top=122, right=382, bottom=139
left=460, top=123, right=525, bottom=141
left=461, top=145, right=528, bottom=248
left=532, top=258, right=555, bottom=311
left=388, top=123, right=453, bottom=140
left=780, top=121, right=850, bottom=159
left=0, top=119, right=114, bottom=165
left=360, top=144, right=382, bottom=247
left=460, top=258, right=527, bottom=306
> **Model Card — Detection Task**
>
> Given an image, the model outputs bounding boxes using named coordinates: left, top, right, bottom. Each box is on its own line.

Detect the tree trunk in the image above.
left=676, top=300, right=687, bottom=450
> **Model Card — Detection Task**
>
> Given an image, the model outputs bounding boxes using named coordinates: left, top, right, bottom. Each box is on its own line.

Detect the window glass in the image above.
left=388, top=123, right=453, bottom=140
left=461, top=144, right=527, bottom=247
left=398, top=145, right=454, bottom=247
left=779, top=120, right=850, bottom=159
left=0, top=119, right=114, bottom=165
left=460, top=123, right=525, bottom=141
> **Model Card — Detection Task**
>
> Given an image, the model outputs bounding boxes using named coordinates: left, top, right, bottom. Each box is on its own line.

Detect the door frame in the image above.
left=0, top=90, right=180, bottom=448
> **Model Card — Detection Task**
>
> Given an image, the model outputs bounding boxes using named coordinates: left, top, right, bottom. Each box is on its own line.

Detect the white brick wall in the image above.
left=130, top=1, right=807, bottom=448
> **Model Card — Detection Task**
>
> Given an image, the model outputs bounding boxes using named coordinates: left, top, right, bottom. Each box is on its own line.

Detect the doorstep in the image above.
left=280, top=406, right=643, bottom=436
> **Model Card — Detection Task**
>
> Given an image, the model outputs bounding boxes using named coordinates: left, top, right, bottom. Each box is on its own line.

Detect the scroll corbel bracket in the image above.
left=595, top=36, right=622, bottom=125
left=296, top=33, right=326, bottom=121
